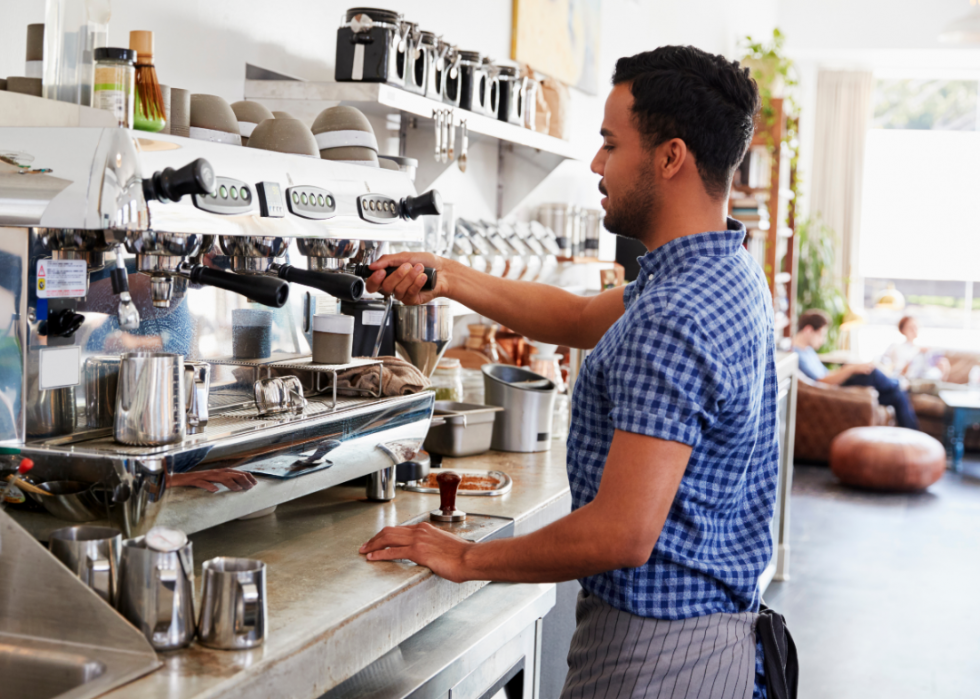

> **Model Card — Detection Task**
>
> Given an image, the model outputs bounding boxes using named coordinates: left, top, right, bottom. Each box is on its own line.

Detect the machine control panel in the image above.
left=255, top=181, right=286, bottom=218
left=357, top=194, right=400, bottom=224
left=193, top=176, right=255, bottom=215
left=286, top=186, right=337, bottom=220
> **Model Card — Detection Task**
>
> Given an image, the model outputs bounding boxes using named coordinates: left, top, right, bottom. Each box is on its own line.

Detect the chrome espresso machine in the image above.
left=0, top=126, right=443, bottom=537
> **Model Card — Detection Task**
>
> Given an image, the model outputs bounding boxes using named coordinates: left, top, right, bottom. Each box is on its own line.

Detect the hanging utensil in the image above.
left=433, top=109, right=442, bottom=163
left=441, top=110, right=450, bottom=163
left=447, top=110, right=456, bottom=162
left=458, top=119, right=468, bottom=173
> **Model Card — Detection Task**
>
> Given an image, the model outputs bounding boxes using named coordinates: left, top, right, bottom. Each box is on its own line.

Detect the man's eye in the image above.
left=603, top=144, right=614, bottom=151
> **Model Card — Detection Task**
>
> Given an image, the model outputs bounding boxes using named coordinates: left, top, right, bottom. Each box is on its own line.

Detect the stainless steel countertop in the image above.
left=103, top=445, right=572, bottom=699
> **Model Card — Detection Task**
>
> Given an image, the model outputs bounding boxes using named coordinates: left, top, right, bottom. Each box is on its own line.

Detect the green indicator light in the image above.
left=219, top=185, right=228, bottom=199
left=230, top=187, right=239, bottom=200
left=292, top=191, right=299, bottom=204
left=317, top=194, right=325, bottom=207
left=301, top=193, right=308, bottom=205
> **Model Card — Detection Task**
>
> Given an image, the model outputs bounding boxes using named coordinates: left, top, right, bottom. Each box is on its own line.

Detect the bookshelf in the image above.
left=730, top=97, right=798, bottom=337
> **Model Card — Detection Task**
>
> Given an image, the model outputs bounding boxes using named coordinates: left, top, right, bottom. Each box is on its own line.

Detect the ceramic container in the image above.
left=312, top=105, right=379, bottom=166
left=189, top=93, right=242, bottom=146
left=246, top=118, right=319, bottom=157
left=231, top=100, right=275, bottom=146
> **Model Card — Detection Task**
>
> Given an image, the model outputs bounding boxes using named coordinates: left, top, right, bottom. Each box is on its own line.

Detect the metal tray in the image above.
left=423, top=402, right=505, bottom=457
left=402, top=469, right=512, bottom=496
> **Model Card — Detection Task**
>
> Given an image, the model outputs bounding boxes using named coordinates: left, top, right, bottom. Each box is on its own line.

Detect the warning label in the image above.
left=37, top=259, right=87, bottom=298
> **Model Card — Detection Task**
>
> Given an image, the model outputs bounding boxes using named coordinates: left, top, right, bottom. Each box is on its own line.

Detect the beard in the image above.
left=600, top=167, right=660, bottom=243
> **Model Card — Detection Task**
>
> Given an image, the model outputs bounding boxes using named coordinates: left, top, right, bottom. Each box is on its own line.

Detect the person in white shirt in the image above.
left=882, top=316, right=950, bottom=381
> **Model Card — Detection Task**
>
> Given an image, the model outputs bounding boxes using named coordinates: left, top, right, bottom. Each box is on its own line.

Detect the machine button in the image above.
left=219, top=185, right=228, bottom=199
left=230, top=187, right=239, bottom=200
left=292, top=191, right=300, bottom=204
left=318, top=194, right=325, bottom=207
left=241, top=187, right=251, bottom=202
left=326, top=195, right=334, bottom=207
left=301, top=193, right=309, bottom=205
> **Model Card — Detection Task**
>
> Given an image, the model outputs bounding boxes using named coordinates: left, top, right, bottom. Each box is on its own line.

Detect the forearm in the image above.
left=819, top=367, right=853, bottom=385
left=444, top=259, right=624, bottom=349
left=459, top=502, right=642, bottom=583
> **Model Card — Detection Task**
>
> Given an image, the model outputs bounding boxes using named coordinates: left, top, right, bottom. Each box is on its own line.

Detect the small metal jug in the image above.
left=48, top=525, right=122, bottom=605
left=198, top=557, right=267, bottom=650
left=116, top=528, right=196, bottom=650
left=114, top=352, right=186, bottom=446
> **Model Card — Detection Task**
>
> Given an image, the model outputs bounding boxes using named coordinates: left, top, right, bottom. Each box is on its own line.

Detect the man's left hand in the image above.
left=360, top=522, right=474, bottom=583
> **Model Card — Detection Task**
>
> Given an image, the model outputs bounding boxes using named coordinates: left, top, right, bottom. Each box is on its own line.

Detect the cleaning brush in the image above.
left=129, top=30, right=166, bottom=132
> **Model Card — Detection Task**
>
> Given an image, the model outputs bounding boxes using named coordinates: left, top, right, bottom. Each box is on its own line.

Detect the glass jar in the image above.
left=93, top=47, right=136, bottom=128
left=529, top=353, right=565, bottom=393
left=431, top=358, right=463, bottom=402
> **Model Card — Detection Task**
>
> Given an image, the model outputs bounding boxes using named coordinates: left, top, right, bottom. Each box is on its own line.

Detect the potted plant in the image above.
left=796, top=217, right=849, bottom=349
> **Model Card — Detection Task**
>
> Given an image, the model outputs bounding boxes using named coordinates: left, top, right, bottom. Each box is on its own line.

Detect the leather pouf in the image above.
left=830, top=426, right=946, bottom=492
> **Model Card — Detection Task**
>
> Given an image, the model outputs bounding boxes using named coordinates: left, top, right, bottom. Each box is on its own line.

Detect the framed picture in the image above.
left=511, top=0, right=601, bottom=95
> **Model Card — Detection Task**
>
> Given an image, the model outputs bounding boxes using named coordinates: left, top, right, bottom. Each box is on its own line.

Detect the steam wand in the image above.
left=111, top=248, right=140, bottom=331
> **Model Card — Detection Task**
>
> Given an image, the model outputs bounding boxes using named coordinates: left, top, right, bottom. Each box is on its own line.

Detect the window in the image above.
left=857, top=78, right=980, bottom=356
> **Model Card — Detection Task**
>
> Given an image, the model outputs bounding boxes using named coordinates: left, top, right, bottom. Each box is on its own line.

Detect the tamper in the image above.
left=430, top=471, right=466, bottom=522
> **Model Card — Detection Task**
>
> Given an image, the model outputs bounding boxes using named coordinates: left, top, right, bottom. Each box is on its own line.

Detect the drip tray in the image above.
left=401, top=512, right=514, bottom=543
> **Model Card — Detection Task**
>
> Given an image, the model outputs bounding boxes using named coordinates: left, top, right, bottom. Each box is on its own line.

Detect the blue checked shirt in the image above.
left=566, top=221, right=778, bottom=695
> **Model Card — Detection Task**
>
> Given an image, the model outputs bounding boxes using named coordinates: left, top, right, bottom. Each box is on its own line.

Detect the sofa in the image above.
left=909, top=349, right=980, bottom=451
left=793, top=376, right=895, bottom=463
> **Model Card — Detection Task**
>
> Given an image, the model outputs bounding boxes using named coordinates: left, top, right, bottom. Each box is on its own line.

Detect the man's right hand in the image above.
left=364, top=252, right=451, bottom=306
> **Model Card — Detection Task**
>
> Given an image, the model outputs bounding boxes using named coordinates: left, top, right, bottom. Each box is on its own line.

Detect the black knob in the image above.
left=352, top=264, right=437, bottom=292
left=39, top=308, right=85, bottom=338
left=400, top=190, right=443, bottom=220
left=143, top=158, right=216, bottom=203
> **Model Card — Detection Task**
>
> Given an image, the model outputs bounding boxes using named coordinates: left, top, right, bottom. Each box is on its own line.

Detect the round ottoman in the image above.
left=830, top=427, right=945, bottom=492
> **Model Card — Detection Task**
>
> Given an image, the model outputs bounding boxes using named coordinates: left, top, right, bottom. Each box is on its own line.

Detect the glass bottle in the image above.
left=42, top=0, right=110, bottom=106
left=431, top=358, right=464, bottom=402
left=93, top=47, right=136, bottom=128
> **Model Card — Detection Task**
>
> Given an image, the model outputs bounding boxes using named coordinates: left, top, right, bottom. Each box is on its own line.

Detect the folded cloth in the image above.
left=336, top=356, right=430, bottom=396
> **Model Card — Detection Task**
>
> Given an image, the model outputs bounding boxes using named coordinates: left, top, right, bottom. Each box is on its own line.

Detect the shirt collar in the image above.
left=634, top=218, right=747, bottom=288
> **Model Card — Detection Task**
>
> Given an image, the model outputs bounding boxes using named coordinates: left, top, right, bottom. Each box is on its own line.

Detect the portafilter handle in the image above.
left=273, top=265, right=365, bottom=302
left=179, top=263, right=289, bottom=308
left=352, top=264, right=437, bottom=292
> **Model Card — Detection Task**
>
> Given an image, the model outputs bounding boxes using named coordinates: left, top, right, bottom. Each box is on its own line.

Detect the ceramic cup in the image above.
left=246, top=118, right=319, bottom=157
left=169, top=87, right=191, bottom=137
left=312, top=105, right=379, bottom=166
left=231, top=100, right=275, bottom=147
left=189, top=93, right=242, bottom=146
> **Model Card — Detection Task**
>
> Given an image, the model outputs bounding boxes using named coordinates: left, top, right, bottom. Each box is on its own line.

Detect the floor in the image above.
left=764, top=458, right=980, bottom=699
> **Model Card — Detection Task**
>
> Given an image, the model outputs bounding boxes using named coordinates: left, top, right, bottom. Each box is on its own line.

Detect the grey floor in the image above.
left=764, top=458, right=980, bottom=698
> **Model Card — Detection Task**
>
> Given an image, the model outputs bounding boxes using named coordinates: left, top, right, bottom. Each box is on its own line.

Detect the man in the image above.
left=792, top=309, right=919, bottom=429
left=361, top=46, right=777, bottom=699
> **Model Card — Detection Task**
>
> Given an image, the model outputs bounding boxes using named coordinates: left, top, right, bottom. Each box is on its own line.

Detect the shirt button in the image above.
left=648, top=274, right=654, bottom=280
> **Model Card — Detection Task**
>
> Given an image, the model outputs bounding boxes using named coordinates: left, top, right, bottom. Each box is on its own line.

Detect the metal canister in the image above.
left=441, top=44, right=462, bottom=107
left=335, top=8, right=405, bottom=85
left=401, top=21, right=425, bottom=94
left=418, top=31, right=443, bottom=98
left=537, top=204, right=571, bottom=257
left=457, top=50, right=487, bottom=113
left=496, top=65, right=524, bottom=125
left=582, top=209, right=603, bottom=257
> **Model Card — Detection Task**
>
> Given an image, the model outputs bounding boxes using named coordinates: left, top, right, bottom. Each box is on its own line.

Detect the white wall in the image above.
left=0, top=0, right=778, bottom=248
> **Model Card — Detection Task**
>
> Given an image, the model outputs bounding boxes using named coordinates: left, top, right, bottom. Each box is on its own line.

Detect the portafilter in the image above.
left=394, top=300, right=453, bottom=377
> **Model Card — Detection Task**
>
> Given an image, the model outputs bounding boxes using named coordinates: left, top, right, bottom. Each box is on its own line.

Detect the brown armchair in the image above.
left=793, top=377, right=896, bottom=463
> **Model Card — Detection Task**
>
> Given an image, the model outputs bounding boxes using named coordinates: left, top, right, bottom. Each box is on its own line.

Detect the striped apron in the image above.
left=559, top=591, right=759, bottom=699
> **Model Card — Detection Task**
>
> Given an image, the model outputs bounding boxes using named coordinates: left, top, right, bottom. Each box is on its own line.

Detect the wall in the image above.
left=0, top=0, right=778, bottom=254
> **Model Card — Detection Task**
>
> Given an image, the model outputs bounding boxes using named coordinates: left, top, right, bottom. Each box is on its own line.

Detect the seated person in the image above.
left=882, top=315, right=950, bottom=381
left=792, top=309, right=919, bottom=429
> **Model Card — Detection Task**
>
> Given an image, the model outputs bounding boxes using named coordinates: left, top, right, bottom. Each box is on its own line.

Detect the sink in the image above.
left=0, top=639, right=106, bottom=699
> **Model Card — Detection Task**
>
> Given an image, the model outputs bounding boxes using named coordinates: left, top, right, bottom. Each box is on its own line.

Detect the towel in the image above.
left=337, top=356, right=430, bottom=396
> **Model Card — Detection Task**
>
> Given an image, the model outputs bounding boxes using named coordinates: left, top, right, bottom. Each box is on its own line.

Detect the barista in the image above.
left=361, top=47, right=777, bottom=699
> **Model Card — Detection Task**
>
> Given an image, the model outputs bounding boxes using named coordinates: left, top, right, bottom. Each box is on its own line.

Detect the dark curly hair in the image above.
left=612, top=46, right=760, bottom=199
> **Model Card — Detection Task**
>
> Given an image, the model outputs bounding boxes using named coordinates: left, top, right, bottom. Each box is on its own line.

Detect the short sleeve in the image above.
left=606, top=313, right=731, bottom=447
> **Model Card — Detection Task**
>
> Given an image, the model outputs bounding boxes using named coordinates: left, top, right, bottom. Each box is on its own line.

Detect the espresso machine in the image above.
left=0, top=125, right=444, bottom=537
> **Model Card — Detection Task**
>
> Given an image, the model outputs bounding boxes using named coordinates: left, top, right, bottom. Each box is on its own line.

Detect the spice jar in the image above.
left=93, top=47, right=137, bottom=128
left=431, top=358, right=463, bottom=402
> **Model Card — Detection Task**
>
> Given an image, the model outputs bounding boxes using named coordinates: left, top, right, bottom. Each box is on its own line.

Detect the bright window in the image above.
left=857, top=78, right=980, bottom=357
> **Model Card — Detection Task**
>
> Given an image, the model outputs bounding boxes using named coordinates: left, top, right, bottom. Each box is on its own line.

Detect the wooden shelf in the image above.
left=243, top=80, right=592, bottom=162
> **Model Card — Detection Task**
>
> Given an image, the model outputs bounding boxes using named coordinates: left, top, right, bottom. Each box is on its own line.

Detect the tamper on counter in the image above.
left=430, top=471, right=466, bottom=522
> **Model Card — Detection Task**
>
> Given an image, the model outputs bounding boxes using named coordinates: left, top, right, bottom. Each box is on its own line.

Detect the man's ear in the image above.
left=659, top=138, right=688, bottom=181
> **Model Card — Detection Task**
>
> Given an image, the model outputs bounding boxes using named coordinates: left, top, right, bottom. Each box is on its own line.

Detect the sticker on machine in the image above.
left=37, top=259, right=87, bottom=298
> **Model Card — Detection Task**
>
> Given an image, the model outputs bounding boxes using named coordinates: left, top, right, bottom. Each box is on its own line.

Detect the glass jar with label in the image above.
left=93, top=47, right=136, bottom=128
left=431, top=358, right=463, bottom=402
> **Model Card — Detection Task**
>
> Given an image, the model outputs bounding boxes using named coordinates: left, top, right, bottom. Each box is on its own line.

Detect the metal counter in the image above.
left=102, top=445, right=572, bottom=699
